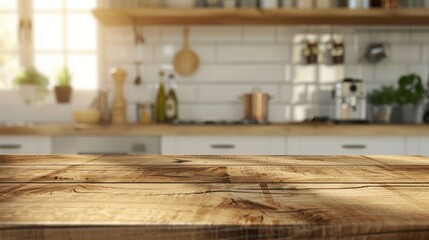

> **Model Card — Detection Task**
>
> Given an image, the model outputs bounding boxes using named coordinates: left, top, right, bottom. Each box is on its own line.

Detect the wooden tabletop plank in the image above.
left=1, top=155, right=429, bottom=240
left=1, top=165, right=428, bottom=184
left=0, top=183, right=428, bottom=239
left=1, top=155, right=428, bottom=166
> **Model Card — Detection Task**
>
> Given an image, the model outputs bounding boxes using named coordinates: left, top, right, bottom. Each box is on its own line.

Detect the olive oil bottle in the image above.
left=155, top=70, right=166, bottom=123
left=165, top=73, right=178, bottom=122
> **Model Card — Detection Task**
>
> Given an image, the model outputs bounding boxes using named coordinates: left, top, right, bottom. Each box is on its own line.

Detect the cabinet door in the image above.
left=0, top=136, right=51, bottom=154
left=418, top=137, right=429, bottom=156
left=286, top=136, right=406, bottom=155
left=52, top=136, right=160, bottom=154
left=161, top=136, right=286, bottom=155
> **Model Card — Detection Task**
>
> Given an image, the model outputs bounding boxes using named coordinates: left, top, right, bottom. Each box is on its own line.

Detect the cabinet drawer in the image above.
left=0, top=136, right=51, bottom=154
left=162, top=136, right=286, bottom=155
left=53, top=136, right=160, bottom=154
left=287, top=136, right=406, bottom=155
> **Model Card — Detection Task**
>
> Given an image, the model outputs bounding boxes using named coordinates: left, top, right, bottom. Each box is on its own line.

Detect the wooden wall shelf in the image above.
left=93, top=8, right=429, bottom=26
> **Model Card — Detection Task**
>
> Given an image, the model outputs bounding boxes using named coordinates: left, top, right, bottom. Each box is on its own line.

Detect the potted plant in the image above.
left=368, top=85, right=396, bottom=123
left=13, top=67, right=49, bottom=105
left=395, top=74, right=427, bottom=124
left=54, top=67, right=73, bottom=104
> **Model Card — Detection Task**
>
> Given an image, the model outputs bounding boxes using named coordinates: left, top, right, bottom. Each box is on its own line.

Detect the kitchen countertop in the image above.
left=0, top=123, right=429, bottom=136
left=0, top=155, right=428, bottom=239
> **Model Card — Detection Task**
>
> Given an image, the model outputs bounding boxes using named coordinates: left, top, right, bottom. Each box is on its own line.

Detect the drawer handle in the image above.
left=342, top=144, right=367, bottom=149
left=210, top=144, right=236, bottom=149
left=0, top=144, right=22, bottom=150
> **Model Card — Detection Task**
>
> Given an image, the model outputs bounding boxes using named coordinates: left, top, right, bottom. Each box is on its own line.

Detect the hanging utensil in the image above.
left=133, top=22, right=145, bottom=85
left=134, top=61, right=142, bottom=86
left=173, top=27, right=199, bottom=76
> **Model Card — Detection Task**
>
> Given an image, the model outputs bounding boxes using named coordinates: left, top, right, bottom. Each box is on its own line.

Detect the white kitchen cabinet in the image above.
left=286, top=136, right=406, bottom=155
left=52, top=136, right=160, bottom=154
left=0, top=136, right=51, bottom=154
left=161, top=136, right=286, bottom=155
left=416, top=137, right=429, bottom=156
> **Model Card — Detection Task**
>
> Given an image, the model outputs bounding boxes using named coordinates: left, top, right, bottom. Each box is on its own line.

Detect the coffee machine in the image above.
left=334, top=78, right=367, bottom=123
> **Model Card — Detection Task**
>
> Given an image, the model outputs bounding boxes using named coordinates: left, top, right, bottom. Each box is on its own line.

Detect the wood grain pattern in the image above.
left=0, top=155, right=428, bottom=240
left=1, top=155, right=428, bottom=166
left=93, top=8, right=429, bottom=26
left=1, top=123, right=429, bottom=136
left=1, top=165, right=429, bottom=183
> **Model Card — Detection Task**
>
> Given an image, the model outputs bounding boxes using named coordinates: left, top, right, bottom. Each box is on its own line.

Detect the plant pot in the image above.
left=371, top=105, right=392, bottom=123
left=392, top=105, right=424, bottom=124
left=55, top=86, right=72, bottom=103
left=19, top=84, right=41, bottom=105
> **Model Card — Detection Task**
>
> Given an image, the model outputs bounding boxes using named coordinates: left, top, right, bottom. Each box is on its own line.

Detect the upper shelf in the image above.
left=92, top=8, right=429, bottom=26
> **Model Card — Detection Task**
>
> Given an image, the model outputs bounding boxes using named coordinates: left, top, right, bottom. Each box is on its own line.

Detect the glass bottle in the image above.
left=155, top=70, right=166, bottom=123
left=165, top=73, right=178, bottom=123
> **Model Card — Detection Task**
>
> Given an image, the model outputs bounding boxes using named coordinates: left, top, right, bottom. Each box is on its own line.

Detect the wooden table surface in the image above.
left=0, top=155, right=429, bottom=240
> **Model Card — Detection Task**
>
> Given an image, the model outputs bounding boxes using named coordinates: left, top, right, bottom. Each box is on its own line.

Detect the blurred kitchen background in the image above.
left=0, top=0, right=429, bottom=156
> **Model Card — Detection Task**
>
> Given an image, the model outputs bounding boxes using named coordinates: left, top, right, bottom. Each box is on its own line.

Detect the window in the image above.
left=0, top=0, right=98, bottom=90
left=0, top=0, right=19, bottom=88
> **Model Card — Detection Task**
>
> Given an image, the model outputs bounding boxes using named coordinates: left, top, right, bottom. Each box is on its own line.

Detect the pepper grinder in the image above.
left=111, top=67, right=127, bottom=124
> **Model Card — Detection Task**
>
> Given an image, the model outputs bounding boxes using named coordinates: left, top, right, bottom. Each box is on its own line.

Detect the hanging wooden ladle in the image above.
left=173, top=27, right=199, bottom=76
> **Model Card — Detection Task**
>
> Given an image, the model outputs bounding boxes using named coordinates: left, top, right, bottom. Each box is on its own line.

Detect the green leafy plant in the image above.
left=368, top=85, right=396, bottom=105
left=56, top=66, right=72, bottom=87
left=13, top=67, right=49, bottom=90
left=395, top=74, right=427, bottom=105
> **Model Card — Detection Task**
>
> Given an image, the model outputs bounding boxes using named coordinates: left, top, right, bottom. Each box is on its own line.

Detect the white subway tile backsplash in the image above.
left=374, top=64, right=408, bottom=82
left=408, top=64, right=429, bottom=79
left=208, top=65, right=243, bottom=82
left=198, top=84, right=280, bottom=103
left=160, top=27, right=183, bottom=42
left=319, top=65, right=344, bottom=83
left=216, top=44, right=290, bottom=62
left=307, top=84, right=334, bottom=103
left=241, top=64, right=290, bottom=82
left=179, top=103, right=242, bottom=120
left=105, top=27, right=161, bottom=44
left=160, top=26, right=242, bottom=43
left=155, top=43, right=215, bottom=63
left=270, top=104, right=292, bottom=122
left=421, top=45, right=429, bottom=62
left=344, top=64, right=374, bottom=81
left=177, top=85, right=199, bottom=102
left=280, top=85, right=292, bottom=102
left=96, top=26, right=429, bottom=124
left=388, top=32, right=410, bottom=43
left=244, top=26, right=276, bottom=42
left=290, top=85, right=307, bottom=103
left=345, top=41, right=360, bottom=63
left=190, top=26, right=242, bottom=43
left=411, top=32, right=429, bottom=42
left=291, top=65, right=317, bottom=83
left=106, top=43, right=156, bottom=63
left=390, top=44, right=420, bottom=63
left=276, top=27, right=294, bottom=42
left=292, top=104, right=332, bottom=121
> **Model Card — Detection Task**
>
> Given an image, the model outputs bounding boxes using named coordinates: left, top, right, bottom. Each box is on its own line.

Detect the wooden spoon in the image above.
left=173, top=27, right=199, bottom=76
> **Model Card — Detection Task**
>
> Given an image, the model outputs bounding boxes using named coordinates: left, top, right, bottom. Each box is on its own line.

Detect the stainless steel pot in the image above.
left=240, top=89, right=272, bottom=123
